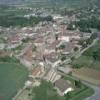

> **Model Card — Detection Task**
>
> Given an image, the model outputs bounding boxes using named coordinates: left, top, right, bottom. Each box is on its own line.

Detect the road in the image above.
left=12, top=86, right=26, bottom=100
left=75, top=39, right=98, bottom=59
left=83, top=82, right=100, bottom=100
left=57, top=70, right=100, bottom=100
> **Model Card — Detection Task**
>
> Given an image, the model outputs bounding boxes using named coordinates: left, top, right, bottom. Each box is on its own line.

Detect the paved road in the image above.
left=83, top=82, right=100, bottom=100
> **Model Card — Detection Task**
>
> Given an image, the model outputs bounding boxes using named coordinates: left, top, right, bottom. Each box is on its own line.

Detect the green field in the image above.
left=0, top=63, right=28, bottom=100
left=83, top=43, right=100, bottom=57
left=72, top=42, right=100, bottom=70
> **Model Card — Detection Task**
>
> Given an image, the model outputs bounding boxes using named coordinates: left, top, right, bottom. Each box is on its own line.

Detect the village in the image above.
left=0, top=11, right=99, bottom=100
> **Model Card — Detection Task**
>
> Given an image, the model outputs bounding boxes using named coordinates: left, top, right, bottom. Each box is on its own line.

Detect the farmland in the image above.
left=72, top=68, right=100, bottom=85
left=0, top=63, right=28, bottom=100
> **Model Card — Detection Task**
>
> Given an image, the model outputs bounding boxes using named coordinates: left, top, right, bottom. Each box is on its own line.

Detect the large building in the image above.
left=54, top=78, right=74, bottom=96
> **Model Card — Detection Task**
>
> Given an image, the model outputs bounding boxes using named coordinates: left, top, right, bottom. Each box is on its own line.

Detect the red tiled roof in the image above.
left=32, top=66, right=43, bottom=76
left=23, top=46, right=33, bottom=62
left=8, top=35, right=20, bottom=43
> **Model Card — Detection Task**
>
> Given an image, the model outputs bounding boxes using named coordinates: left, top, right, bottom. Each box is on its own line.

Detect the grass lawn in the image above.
left=0, top=63, right=28, bottom=100
left=83, top=43, right=100, bottom=56
left=72, top=42, right=100, bottom=70
left=72, top=55, right=100, bottom=70
left=72, top=56, right=93, bottom=68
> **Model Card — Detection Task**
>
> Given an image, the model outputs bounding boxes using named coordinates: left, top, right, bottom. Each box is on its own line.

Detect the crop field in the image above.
left=0, top=63, right=28, bottom=100
left=72, top=68, right=100, bottom=85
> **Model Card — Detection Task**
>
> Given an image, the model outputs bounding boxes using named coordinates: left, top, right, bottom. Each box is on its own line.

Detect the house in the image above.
left=52, top=14, right=64, bottom=21
left=32, top=50, right=44, bottom=62
left=25, top=76, right=41, bottom=87
left=70, top=38, right=80, bottom=45
left=25, top=77, right=35, bottom=87
left=58, top=32, right=70, bottom=42
left=22, top=27, right=33, bottom=33
left=58, top=29, right=81, bottom=41
left=7, top=35, right=22, bottom=49
left=45, top=40, right=61, bottom=53
left=54, top=78, right=74, bottom=96
left=33, top=36, right=45, bottom=47
left=32, top=65, right=44, bottom=78
left=8, top=35, right=21, bottom=44
left=80, top=32, right=92, bottom=39
left=43, top=52, right=60, bottom=67
left=58, top=42, right=74, bottom=55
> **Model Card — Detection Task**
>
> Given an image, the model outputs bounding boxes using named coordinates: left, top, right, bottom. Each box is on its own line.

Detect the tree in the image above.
left=71, top=56, right=75, bottom=61
left=74, top=80, right=81, bottom=88
left=65, top=92, right=71, bottom=100
left=45, top=16, right=53, bottom=22
left=61, top=56, right=66, bottom=61
left=82, top=42, right=87, bottom=48
left=67, top=23, right=76, bottom=30
left=78, top=39, right=85, bottom=46
left=59, top=44, right=66, bottom=49
left=74, top=47, right=79, bottom=52
left=93, top=51, right=97, bottom=60
left=92, top=49, right=100, bottom=60
left=86, top=38, right=92, bottom=45
left=90, top=33, right=97, bottom=40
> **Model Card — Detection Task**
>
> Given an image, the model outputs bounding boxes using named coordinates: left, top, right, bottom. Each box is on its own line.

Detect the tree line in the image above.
left=0, top=15, right=53, bottom=27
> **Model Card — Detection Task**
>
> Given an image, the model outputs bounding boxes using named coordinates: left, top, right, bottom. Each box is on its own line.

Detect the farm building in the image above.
left=54, top=78, right=74, bottom=96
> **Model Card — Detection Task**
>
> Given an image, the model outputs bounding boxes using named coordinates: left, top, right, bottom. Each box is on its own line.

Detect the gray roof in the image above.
left=54, top=78, right=72, bottom=92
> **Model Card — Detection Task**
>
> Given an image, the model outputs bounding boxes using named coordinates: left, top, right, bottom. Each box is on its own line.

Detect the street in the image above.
left=83, top=81, right=100, bottom=100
